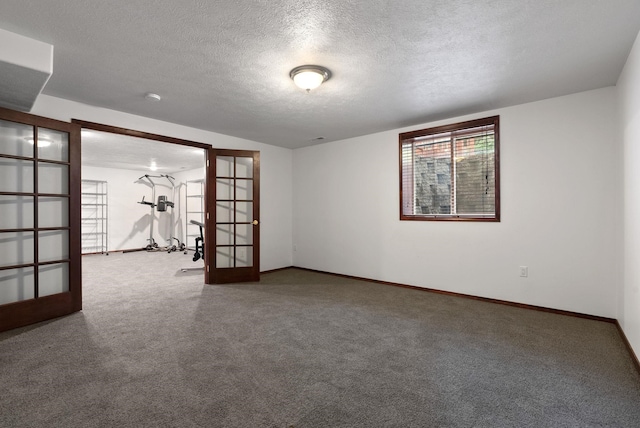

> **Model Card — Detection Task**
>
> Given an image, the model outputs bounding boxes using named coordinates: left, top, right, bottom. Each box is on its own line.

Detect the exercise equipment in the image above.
left=137, top=175, right=159, bottom=251
left=129, top=174, right=187, bottom=253
left=127, top=174, right=186, bottom=254
left=157, top=175, right=186, bottom=253
left=181, top=220, right=204, bottom=272
left=120, top=173, right=193, bottom=255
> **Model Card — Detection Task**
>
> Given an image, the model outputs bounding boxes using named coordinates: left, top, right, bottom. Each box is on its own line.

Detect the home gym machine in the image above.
left=156, top=175, right=186, bottom=253
left=129, top=174, right=185, bottom=253
left=137, top=174, right=159, bottom=251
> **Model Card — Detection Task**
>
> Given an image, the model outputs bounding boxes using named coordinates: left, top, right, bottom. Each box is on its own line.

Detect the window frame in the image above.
left=399, top=115, right=500, bottom=222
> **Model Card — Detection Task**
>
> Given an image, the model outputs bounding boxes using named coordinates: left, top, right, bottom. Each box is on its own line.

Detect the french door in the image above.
left=0, top=107, right=81, bottom=332
left=206, top=149, right=260, bottom=283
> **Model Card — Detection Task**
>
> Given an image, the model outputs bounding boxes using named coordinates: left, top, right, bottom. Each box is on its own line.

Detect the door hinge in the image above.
left=207, top=212, right=210, bottom=220
left=207, top=159, right=210, bottom=167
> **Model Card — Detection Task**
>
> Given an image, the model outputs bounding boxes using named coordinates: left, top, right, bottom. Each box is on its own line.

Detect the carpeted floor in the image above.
left=1, top=251, right=639, bottom=427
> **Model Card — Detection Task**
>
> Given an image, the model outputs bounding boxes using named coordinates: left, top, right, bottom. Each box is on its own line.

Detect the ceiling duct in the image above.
left=0, top=28, right=53, bottom=112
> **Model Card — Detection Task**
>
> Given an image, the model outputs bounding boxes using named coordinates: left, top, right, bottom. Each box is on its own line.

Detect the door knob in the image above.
left=252, top=220, right=259, bottom=225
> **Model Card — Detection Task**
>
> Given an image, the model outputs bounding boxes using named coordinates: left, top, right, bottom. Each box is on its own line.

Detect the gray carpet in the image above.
left=1, top=251, right=639, bottom=427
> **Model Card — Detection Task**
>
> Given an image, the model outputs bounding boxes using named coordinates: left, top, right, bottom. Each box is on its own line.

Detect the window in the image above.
left=400, top=116, right=500, bottom=221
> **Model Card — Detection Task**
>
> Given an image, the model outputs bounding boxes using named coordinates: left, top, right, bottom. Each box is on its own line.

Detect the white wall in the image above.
left=618, top=31, right=640, bottom=358
left=33, top=95, right=293, bottom=271
left=293, top=87, right=622, bottom=318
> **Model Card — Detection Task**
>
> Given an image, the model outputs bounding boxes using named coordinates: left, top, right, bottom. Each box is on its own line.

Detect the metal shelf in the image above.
left=81, top=180, right=108, bottom=255
left=185, top=179, right=205, bottom=250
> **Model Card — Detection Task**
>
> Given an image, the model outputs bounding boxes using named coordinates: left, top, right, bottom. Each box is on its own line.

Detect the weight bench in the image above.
left=181, top=220, right=204, bottom=272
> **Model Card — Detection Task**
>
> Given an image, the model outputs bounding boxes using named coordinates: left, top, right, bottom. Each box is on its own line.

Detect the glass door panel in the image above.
left=0, top=159, right=34, bottom=192
left=235, top=157, right=253, bottom=178
left=215, top=247, right=233, bottom=268
left=235, top=224, right=252, bottom=245
left=0, top=196, right=34, bottom=229
left=236, top=179, right=253, bottom=200
left=38, top=230, right=69, bottom=262
left=38, top=163, right=69, bottom=194
left=0, top=119, right=33, bottom=157
left=216, top=156, right=234, bottom=176
left=38, top=197, right=69, bottom=228
left=216, top=224, right=234, bottom=245
left=235, top=202, right=252, bottom=223
left=235, top=247, right=253, bottom=268
left=216, top=201, right=233, bottom=223
left=37, top=127, right=69, bottom=162
left=216, top=178, right=232, bottom=199
left=38, top=263, right=70, bottom=297
left=0, top=267, right=35, bottom=305
left=0, top=232, right=35, bottom=267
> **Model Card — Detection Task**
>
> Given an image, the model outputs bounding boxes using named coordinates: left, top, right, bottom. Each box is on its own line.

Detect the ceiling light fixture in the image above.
left=290, top=65, right=331, bottom=92
left=145, top=92, right=162, bottom=102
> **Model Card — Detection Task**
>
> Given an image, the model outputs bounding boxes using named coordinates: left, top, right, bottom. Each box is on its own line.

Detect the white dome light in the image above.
left=290, top=65, right=331, bottom=92
left=145, top=92, right=162, bottom=102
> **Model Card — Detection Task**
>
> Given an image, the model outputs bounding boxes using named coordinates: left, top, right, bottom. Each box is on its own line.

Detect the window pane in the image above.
left=216, top=246, right=233, bottom=268
left=216, top=224, right=234, bottom=245
left=38, top=163, right=69, bottom=194
left=401, top=143, right=414, bottom=216
left=0, top=232, right=35, bottom=268
left=0, top=267, right=35, bottom=305
left=216, top=201, right=233, bottom=223
left=0, top=195, right=34, bottom=229
left=235, top=202, right=252, bottom=223
left=236, top=246, right=253, bottom=267
left=39, top=262, right=69, bottom=297
left=455, top=134, right=495, bottom=215
left=39, top=230, right=69, bottom=263
left=236, top=179, right=253, bottom=200
left=216, top=156, right=233, bottom=177
left=37, top=128, right=69, bottom=162
left=414, top=139, right=451, bottom=215
left=0, top=158, right=33, bottom=193
left=235, top=223, right=253, bottom=246
left=235, top=156, right=253, bottom=178
left=217, top=178, right=232, bottom=200
left=0, top=120, right=33, bottom=158
left=38, top=197, right=69, bottom=228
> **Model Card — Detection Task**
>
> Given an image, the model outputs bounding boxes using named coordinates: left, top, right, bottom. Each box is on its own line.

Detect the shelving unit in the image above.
left=81, top=180, right=108, bottom=254
left=185, top=179, right=205, bottom=250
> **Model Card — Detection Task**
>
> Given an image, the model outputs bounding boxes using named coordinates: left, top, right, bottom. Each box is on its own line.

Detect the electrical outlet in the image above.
left=519, top=266, right=528, bottom=277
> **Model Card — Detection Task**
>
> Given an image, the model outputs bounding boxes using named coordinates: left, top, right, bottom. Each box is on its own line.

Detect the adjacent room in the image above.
left=1, top=1, right=640, bottom=427
left=80, top=129, right=207, bottom=265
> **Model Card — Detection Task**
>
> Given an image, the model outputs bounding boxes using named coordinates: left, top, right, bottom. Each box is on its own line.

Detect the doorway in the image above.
left=74, top=120, right=261, bottom=284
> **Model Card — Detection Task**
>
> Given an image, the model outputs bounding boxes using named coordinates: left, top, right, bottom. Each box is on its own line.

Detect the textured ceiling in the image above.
left=1, top=1, right=640, bottom=149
